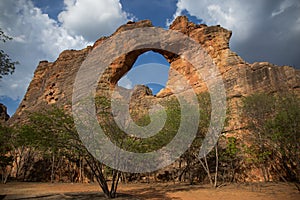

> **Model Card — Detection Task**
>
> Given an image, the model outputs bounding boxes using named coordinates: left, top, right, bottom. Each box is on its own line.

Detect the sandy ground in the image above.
left=0, top=182, right=299, bottom=200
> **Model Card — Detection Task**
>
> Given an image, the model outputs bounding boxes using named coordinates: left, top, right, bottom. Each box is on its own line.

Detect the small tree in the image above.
left=242, top=93, right=276, bottom=181
left=177, top=92, right=223, bottom=187
left=242, top=92, right=300, bottom=185
left=0, top=123, right=36, bottom=183
left=218, top=136, right=241, bottom=183
left=265, top=93, right=300, bottom=185
left=0, top=125, right=14, bottom=183
left=27, top=106, right=121, bottom=198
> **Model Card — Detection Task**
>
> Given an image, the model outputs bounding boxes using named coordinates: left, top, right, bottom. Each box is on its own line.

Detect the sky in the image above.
left=0, top=0, right=300, bottom=116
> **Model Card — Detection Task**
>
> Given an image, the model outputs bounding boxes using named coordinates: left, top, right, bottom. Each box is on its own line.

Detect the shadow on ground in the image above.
left=3, top=183, right=206, bottom=200
left=4, top=192, right=135, bottom=200
left=123, top=183, right=206, bottom=199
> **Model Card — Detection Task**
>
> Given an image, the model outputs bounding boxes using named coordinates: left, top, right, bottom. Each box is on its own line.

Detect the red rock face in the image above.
left=7, top=16, right=300, bottom=181
left=0, top=103, right=9, bottom=123
left=9, top=15, right=300, bottom=132
left=9, top=15, right=300, bottom=134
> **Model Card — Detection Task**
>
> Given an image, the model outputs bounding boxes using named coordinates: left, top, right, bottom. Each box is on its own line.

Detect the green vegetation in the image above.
left=0, top=91, right=299, bottom=197
left=95, top=95, right=181, bottom=153
left=242, top=92, right=300, bottom=184
left=0, top=125, right=13, bottom=183
left=28, top=107, right=121, bottom=198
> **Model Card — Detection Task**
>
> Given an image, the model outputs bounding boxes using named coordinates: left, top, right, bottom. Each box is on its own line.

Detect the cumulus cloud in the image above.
left=0, top=0, right=132, bottom=104
left=0, top=0, right=89, bottom=100
left=118, top=75, right=133, bottom=89
left=170, top=0, right=300, bottom=67
left=58, top=0, right=131, bottom=41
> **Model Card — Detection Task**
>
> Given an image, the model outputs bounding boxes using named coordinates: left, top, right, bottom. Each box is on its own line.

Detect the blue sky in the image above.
left=0, top=0, right=300, bottom=116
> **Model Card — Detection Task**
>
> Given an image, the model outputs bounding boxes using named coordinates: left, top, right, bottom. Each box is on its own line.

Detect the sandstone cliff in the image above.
left=0, top=103, right=9, bottom=123
left=6, top=16, right=300, bottom=181
left=5, top=17, right=300, bottom=180
left=9, top=16, right=300, bottom=133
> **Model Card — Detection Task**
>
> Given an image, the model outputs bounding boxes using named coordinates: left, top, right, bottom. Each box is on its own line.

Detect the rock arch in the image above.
left=7, top=16, right=300, bottom=182
left=11, top=16, right=299, bottom=124
left=102, top=48, right=177, bottom=89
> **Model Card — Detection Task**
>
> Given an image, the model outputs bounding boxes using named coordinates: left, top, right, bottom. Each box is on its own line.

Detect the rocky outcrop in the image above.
left=6, top=16, right=300, bottom=182
left=8, top=16, right=300, bottom=143
left=0, top=103, right=9, bottom=123
left=163, top=16, right=300, bottom=141
left=162, top=16, right=300, bottom=97
left=9, top=16, right=300, bottom=124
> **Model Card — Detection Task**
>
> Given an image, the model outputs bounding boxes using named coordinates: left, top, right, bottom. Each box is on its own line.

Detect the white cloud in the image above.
left=0, top=0, right=89, bottom=101
left=272, top=0, right=295, bottom=17
left=170, top=0, right=260, bottom=41
left=170, top=0, right=300, bottom=67
left=118, top=75, right=133, bottom=89
left=58, top=0, right=130, bottom=41
left=0, top=0, right=132, bottom=105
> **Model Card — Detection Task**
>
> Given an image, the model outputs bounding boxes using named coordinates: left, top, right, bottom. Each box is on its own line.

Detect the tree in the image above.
left=265, top=93, right=300, bottom=185
left=27, top=106, right=121, bottom=198
left=0, top=125, right=14, bottom=183
left=176, top=92, right=223, bottom=187
left=0, top=28, right=18, bottom=79
left=218, top=136, right=241, bottom=183
left=242, top=93, right=276, bottom=181
left=0, top=123, right=38, bottom=183
left=242, top=92, right=300, bottom=185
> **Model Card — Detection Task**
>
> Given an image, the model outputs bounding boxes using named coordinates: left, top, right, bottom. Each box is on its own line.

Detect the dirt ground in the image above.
left=0, top=181, right=299, bottom=200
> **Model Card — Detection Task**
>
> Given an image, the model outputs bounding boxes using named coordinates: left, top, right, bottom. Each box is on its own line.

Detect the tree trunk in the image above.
left=214, top=145, right=219, bottom=188
left=51, top=152, right=55, bottom=183
left=1, top=164, right=12, bottom=184
left=109, top=170, right=121, bottom=198
left=15, top=147, right=25, bottom=180
left=84, top=154, right=111, bottom=198
left=199, top=156, right=213, bottom=186
left=79, top=157, right=82, bottom=183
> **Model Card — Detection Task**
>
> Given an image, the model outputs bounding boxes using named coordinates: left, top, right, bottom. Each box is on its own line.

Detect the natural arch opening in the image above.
left=117, top=51, right=171, bottom=95
left=94, top=49, right=181, bottom=153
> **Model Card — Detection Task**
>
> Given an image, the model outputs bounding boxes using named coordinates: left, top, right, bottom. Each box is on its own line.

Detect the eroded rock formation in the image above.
left=0, top=103, right=9, bottom=123
left=9, top=16, right=300, bottom=124
left=7, top=16, right=300, bottom=181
